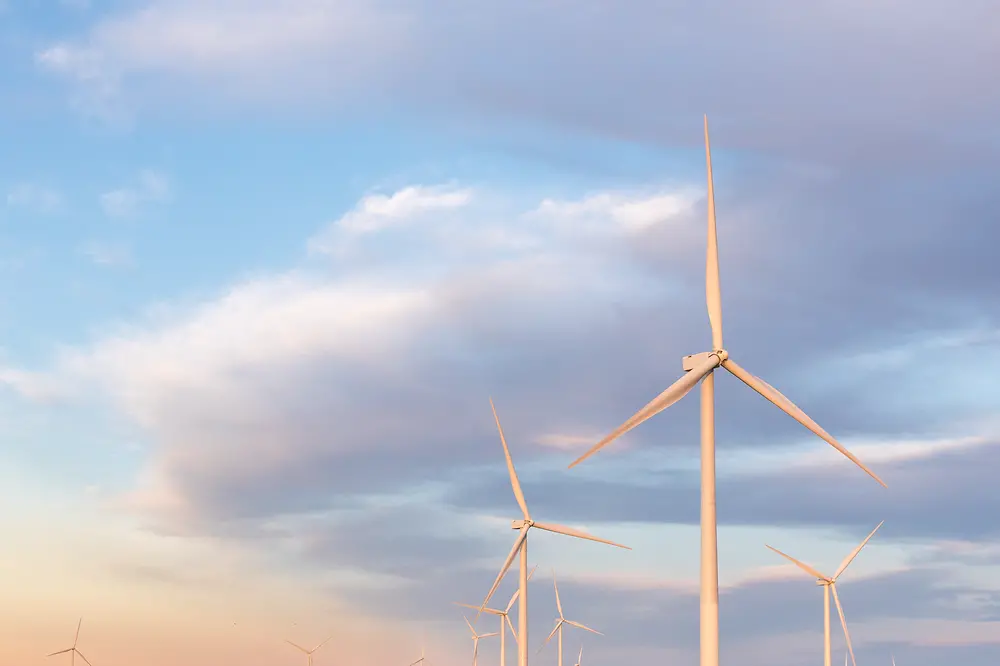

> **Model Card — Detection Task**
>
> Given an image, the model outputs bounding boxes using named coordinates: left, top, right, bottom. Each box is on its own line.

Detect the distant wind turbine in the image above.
left=285, top=634, right=334, bottom=666
left=479, top=398, right=631, bottom=666
left=567, top=116, right=887, bottom=666
left=409, top=645, right=429, bottom=666
left=456, top=565, right=538, bottom=666
left=47, top=618, right=93, bottom=666
left=538, top=571, right=602, bottom=666
left=766, top=521, right=884, bottom=666
left=464, top=616, right=499, bottom=666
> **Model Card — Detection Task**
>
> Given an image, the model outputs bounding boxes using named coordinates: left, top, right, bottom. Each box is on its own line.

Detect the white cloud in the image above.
left=5, top=183, right=62, bottom=214
left=532, top=189, right=702, bottom=235
left=100, top=169, right=170, bottom=218
left=0, top=181, right=704, bottom=532
left=79, top=240, right=134, bottom=267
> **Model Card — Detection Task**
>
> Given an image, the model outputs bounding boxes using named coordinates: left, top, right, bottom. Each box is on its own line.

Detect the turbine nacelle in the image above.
left=511, top=519, right=535, bottom=530
left=682, top=349, right=728, bottom=371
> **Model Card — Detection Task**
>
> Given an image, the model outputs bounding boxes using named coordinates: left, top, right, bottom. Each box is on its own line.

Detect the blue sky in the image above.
left=1, top=1, right=999, bottom=665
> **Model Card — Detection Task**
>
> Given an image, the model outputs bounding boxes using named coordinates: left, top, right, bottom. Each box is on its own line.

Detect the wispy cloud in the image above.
left=100, top=169, right=170, bottom=218
left=78, top=240, right=134, bottom=267
left=5, top=183, right=62, bottom=214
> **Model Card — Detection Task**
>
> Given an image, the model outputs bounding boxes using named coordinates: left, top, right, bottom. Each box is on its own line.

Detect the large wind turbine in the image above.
left=567, top=115, right=887, bottom=666
left=767, top=521, right=884, bottom=666
left=539, top=571, right=602, bottom=666
left=47, top=618, right=93, bottom=666
left=456, top=565, right=538, bottom=666
left=285, top=634, right=334, bottom=666
left=464, top=616, right=499, bottom=666
left=479, top=398, right=631, bottom=666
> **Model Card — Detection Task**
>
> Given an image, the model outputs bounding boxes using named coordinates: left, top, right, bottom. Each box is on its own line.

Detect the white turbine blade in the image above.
left=313, top=634, right=335, bottom=652
left=47, top=649, right=72, bottom=657
left=75, top=650, right=94, bottom=666
left=505, top=615, right=518, bottom=644
left=831, top=584, right=857, bottom=666
left=490, top=398, right=531, bottom=520
left=455, top=602, right=503, bottom=616
left=74, top=618, right=82, bottom=647
left=704, top=114, right=723, bottom=351
left=765, top=544, right=829, bottom=581
left=286, top=640, right=309, bottom=654
left=464, top=616, right=476, bottom=637
left=569, top=357, right=718, bottom=468
left=478, top=529, right=528, bottom=618
left=480, top=632, right=499, bottom=638
left=721, top=358, right=886, bottom=488
left=553, top=570, right=564, bottom=618
left=505, top=564, right=538, bottom=612
left=578, top=645, right=584, bottom=666
left=892, top=655, right=896, bottom=666
left=564, top=619, right=602, bottom=636
left=409, top=659, right=425, bottom=666
left=532, top=521, right=631, bottom=550
left=833, top=521, right=884, bottom=580
left=539, top=620, right=562, bottom=652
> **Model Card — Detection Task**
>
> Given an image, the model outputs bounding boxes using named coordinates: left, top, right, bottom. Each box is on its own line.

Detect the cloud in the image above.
left=5, top=183, right=62, bottom=214
left=79, top=240, right=134, bottom=267
left=100, top=169, right=170, bottom=218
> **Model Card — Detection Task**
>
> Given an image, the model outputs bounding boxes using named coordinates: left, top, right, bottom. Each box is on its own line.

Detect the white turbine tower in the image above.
left=567, top=115, right=887, bottom=666
left=766, top=521, right=883, bottom=666
left=479, top=398, right=631, bottom=666
left=465, top=616, right=499, bottom=666
left=538, top=571, right=602, bottom=666
left=285, top=634, right=334, bottom=666
left=47, top=618, right=93, bottom=666
left=456, top=565, right=538, bottom=666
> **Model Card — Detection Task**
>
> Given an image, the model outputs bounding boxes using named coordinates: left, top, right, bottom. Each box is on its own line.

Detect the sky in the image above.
left=0, top=0, right=999, bottom=665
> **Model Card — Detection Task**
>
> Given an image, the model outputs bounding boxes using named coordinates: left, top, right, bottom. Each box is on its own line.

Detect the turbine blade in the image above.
left=409, top=659, right=424, bottom=666
left=506, top=615, right=518, bottom=644
left=531, top=521, right=631, bottom=550
left=704, top=114, right=723, bottom=351
left=285, top=640, right=309, bottom=654
left=75, top=650, right=94, bottom=666
left=765, top=544, right=829, bottom=581
left=313, top=634, right=334, bottom=652
left=564, top=619, right=602, bottom=636
left=578, top=646, right=584, bottom=662
left=539, top=621, right=561, bottom=652
left=74, top=618, right=82, bottom=646
left=490, top=398, right=530, bottom=520
left=831, top=584, right=857, bottom=666
left=47, top=649, right=72, bottom=656
left=505, top=564, right=538, bottom=613
left=721, top=358, right=886, bottom=488
left=455, top=602, right=503, bottom=616
left=569, top=358, right=718, bottom=468
left=481, top=632, right=499, bottom=638
left=464, top=616, right=476, bottom=636
left=833, top=521, right=884, bottom=580
left=478, top=529, right=528, bottom=619
left=553, top=570, right=564, bottom=618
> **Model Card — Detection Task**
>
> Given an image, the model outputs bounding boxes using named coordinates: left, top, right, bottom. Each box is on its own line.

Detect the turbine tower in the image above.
left=285, top=634, right=334, bottom=666
left=47, top=618, right=93, bottom=666
left=479, top=398, right=631, bottom=666
left=464, top=616, right=499, bottom=666
left=766, top=521, right=883, bottom=666
left=456, top=565, right=538, bottom=666
left=539, top=571, right=602, bottom=666
left=568, top=116, right=887, bottom=666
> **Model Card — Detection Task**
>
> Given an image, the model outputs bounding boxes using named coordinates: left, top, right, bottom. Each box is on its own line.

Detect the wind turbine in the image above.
left=465, top=616, right=499, bottom=666
left=456, top=565, right=538, bottom=666
left=285, top=634, right=334, bottom=666
left=574, top=646, right=584, bottom=666
left=766, top=521, right=883, bottom=666
left=539, top=571, right=602, bottom=666
left=567, top=115, right=887, bottom=666
left=47, top=618, right=93, bottom=666
left=479, top=398, right=631, bottom=666
left=409, top=645, right=429, bottom=666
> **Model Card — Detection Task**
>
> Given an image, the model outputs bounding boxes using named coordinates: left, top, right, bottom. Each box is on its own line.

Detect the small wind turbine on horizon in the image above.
left=456, top=565, right=538, bottom=666
left=567, top=115, right=887, bottom=666
left=285, top=634, right=334, bottom=666
left=47, top=618, right=93, bottom=666
left=538, top=571, right=602, bottom=666
left=766, top=521, right=884, bottom=666
left=478, top=398, right=631, bottom=666
left=464, top=616, right=499, bottom=666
